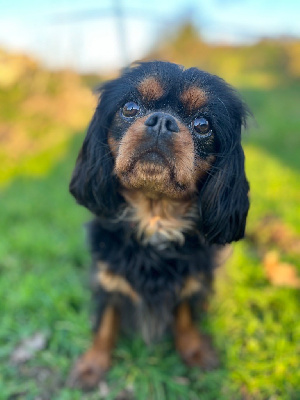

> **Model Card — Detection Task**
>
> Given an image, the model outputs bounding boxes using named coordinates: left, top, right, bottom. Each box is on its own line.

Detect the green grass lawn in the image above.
left=0, top=84, right=300, bottom=400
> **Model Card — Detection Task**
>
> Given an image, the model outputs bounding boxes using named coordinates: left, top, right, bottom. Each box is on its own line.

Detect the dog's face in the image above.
left=108, top=75, right=216, bottom=200
left=70, top=62, right=250, bottom=244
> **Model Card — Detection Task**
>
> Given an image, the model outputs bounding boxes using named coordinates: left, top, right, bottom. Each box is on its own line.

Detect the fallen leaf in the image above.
left=263, top=251, right=300, bottom=288
left=10, top=332, right=48, bottom=364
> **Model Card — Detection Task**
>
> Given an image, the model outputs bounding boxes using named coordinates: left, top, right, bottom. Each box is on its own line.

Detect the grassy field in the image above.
left=1, top=83, right=300, bottom=400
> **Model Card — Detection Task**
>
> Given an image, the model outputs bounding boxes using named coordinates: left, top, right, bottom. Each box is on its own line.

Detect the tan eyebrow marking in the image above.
left=137, top=76, right=164, bottom=101
left=180, top=87, right=207, bottom=112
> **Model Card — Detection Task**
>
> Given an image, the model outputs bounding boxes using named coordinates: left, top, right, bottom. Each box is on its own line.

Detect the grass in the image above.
left=0, top=84, right=300, bottom=400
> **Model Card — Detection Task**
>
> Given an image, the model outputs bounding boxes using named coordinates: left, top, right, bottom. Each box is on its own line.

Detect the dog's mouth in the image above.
left=129, top=149, right=172, bottom=174
left=114, top=141, right=195, bottom=199
left=115, top=148, right=185, bottom=196
left=138, top=150, right=166, bottom=165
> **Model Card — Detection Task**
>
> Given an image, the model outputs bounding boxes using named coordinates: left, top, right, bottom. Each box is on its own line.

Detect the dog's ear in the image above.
left=199, top=107, right=250, bottom=245
left=69, top=103, right=121, bottom=217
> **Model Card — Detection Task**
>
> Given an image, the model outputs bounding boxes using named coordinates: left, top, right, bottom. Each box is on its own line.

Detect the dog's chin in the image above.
left=116, top=155, right=192, bottom=199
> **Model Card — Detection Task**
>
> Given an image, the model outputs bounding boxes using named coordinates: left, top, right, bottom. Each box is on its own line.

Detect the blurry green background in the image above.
left=1, top=1, right=300, bottom=399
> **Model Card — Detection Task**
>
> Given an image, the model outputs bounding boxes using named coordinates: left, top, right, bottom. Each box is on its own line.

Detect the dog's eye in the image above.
left=122, top=102, right=140, bottom=118
left=193, top=117, right=211, bottom=135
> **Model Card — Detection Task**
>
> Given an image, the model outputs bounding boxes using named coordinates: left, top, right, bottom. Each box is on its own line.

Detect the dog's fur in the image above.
left=68, top=61, right=250, bottom=389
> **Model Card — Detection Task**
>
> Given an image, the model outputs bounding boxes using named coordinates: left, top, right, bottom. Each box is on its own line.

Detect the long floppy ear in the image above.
left=69, top=104, right=121, bottom=217
left=199, top=119, right=250, bottom=245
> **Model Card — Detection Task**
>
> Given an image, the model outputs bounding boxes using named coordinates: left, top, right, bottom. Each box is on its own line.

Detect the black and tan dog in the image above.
left=68, top=61, right=250, bottom=389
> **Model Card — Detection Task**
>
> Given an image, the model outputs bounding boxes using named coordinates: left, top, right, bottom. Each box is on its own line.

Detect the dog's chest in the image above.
left=89, top=219, right=214, bottom=342
left=121, top=190, right=198, bottom=247
left=97, top=261, right=205, bottom=301
left=91, top=219, right=213, bottom=306
left=96, top=261, right=208, bottom=343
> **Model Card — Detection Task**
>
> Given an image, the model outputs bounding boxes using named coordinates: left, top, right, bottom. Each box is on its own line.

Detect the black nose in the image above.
left=145, top=112, right=179, bottom=135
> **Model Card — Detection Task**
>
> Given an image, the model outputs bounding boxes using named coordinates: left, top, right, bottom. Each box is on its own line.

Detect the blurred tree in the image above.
left=149, top=22, right=210, bottom=69
left=146, top=21, right=300, bottom=87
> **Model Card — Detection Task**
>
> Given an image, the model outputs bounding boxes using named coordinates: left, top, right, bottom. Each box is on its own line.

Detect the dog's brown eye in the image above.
left=122, top=102, right=140, bottom=118
left=193, top=117, right=211, bottom=135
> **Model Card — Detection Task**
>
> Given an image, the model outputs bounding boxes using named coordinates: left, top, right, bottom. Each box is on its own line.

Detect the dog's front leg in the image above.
left=174, top=301, right=219, bottom=370
left=68, top=306, right=119, bottom=390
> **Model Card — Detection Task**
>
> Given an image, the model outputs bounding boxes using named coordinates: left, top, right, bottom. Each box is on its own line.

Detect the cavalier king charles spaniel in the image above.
left=68, top=61, right=250, bottom=389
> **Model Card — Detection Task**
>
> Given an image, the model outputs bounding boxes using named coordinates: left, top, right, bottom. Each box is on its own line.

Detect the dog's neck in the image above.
left=120, top=189, right=198, bottom=247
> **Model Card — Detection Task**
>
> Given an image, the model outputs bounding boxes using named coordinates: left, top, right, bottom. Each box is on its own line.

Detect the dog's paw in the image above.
left=176, top=329, right=219, bottom=371
left=184, top=335, right=219, bottom=370
left=67, top=349, right=110, bottom=391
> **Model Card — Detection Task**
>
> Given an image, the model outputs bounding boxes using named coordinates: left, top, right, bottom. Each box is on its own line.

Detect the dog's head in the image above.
left=70, top=61, right=250, bottom=244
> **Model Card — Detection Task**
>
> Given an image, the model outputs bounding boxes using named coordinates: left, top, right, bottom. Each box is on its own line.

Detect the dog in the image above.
left=68, top=61, right=250, bottom=389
